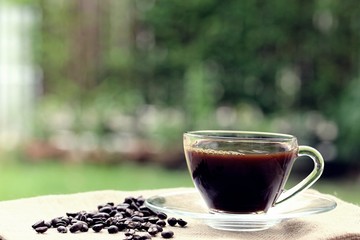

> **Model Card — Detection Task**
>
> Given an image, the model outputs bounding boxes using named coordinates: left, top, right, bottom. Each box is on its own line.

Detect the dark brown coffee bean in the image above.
left=107, top=225, right=119, bottom=234
left=125, top=208, right=134, bottom=217
left=70, top=219, right=78, bottom=224
left=161, top=230, right=174, bottom=238
left=69, top=222, right=83, bottom=233
left=167, top=217, right=177, bottom=226
left=80, top=223, right=89, bottom=232
left=156, top=220, right=166, bottom=227
left=32, top=220, right=46, bottom=229
left=99, top=206, right=112, bottom=213
left=116, top=203, right=130, bottom=211
left=140, top=222, right=151, bottom=231
left=53, top=220, right=69, bottom=227
left=130, top=202, right=140, bottom=211
left=124, top=197, right=134, bottom=204
left=116, top=222, right=127, bottom=231
left=157, top=212, right=167, bottom=220
left=93, top=212, right=110, bottom=218
left=139, top=233, right=152, bottom=240
left=148, top=217, right=159, bottom=223
left=177, top=218, right=187, bottom=227
left=66, top=212, right=78, bottom=218
left=133, top=211, right=144, bottom=217
left=109, top=210, right=117, bottom=216
left=92, top=223, right=103, bottom=232
left=147, top=226, right=158, bottom=236
left=35, top=226, right=48, bottom=234
left=132, top=216, right=144, bottom=222
left=31, top=194, right=188, bottom=237
left=128, top=221, right=141, bottom=229
left=155, top=224, right=163, bottom=232
left=136, top=197, right=145, bottom=205
left=57, top=226, right=67, bottom=233
left=55, top=219, right=67, bottom=225
left=104, top=217, right=114, bottom=226
left=125, top=228, right=136, bottom=236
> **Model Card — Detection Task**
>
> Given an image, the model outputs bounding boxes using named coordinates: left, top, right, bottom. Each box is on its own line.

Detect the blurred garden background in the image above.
left=0, top=0, right=359, bottom=204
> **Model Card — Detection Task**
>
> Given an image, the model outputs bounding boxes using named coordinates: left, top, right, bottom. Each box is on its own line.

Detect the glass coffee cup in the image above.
left=183, top=130, right=324, bottom=214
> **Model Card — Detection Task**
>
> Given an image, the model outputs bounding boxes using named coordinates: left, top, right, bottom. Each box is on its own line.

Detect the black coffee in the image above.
left=186, top=147, right=297, bottom=213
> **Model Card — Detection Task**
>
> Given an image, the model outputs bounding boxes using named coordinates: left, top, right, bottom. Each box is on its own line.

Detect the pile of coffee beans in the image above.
left=31, top=195, right=187, bottom=239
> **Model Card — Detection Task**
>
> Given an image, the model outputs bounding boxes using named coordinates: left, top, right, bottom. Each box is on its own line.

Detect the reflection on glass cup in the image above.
left=183, top=131, right=324, bottom=214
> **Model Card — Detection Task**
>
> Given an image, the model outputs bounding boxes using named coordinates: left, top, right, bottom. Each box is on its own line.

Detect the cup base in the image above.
left=209, top=208, right=266, bottom=215
left=145, top=188, right=337, bottom=232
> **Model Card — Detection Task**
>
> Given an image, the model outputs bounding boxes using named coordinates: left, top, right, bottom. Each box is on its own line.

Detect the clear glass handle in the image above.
left=276, top=146, right=325, bottom=204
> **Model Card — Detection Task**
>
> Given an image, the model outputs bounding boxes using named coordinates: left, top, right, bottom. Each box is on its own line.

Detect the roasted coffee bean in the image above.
left=116, top=203, right=130, bottom=211
left=31, top=195, right=187, bottom=237
left=86, top=217, right=93, bottom=225
left=139, top=233, right=152, bottom=240
left=52, top=218, right=68, bottom=227
left=50, top=218, right=61, bottom=228
left=148, top=217, right=159, bottom=224
left=127, top=221, right=141, bottom=229
left=99, top=206, right=112, bottom=214
left=32, top=220, right=46, bottom=229
left=116, top=222, right=127, bottom=231
left=161, top=230, right=174, bottom=239
left=124, top=197, right=134, bottom=204
left=104, top=217, right=114, bottom=226
left=141, top=210, right=152, bottom=217
left=157, top=212, right=167, bottom=220
left=130, top=202, right=140, bottom=211
left=66, top=212, right=79, bottom=218
left=136, top=197, right=145, bottom=205
left=107, top=225, right=119, bottom=234
left=133, top=211, right=144, bottom=217
left=70, top=219, right=78, bottom=224
left=109, top=210, right=117, bottom=216
left=156, top=220, right=166, bottom=227
left=93, top=212, right=110, bottom=218
left=69, top=222, right=83, bottom=233
left=91, top=223, right=104, bottom=232
left=125, top=208, right=133, bottom=217
left=132, top=216, right=144, bottom=222
left=177, top=218, right=187, bottom=227
left=125, top=228, right=136, bottom=236
left=140, top=222, right=151, bottom=231
left=132, top=234, right=142, bottom=240
left=167, top=217, right=177, bottom=226
left=147, top=226, right=158, bottom=236
left=57, top=226, right=67, bottom=233
left=35, top=226, right=48, bottom=234
left=155, top=224, right=163, bottom=232
left=78, top=215, right=87, bottom=222
left=80, top=223, right=89, bottom=232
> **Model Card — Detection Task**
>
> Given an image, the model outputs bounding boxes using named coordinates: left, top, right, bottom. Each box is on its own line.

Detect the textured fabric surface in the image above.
left=0, top=188, right=359, bottom=240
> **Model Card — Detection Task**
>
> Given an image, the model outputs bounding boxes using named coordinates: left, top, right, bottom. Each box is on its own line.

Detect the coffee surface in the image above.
left=186, top=147, right=297, bottom=213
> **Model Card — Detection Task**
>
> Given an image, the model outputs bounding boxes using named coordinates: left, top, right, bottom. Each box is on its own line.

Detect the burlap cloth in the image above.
left=0, top=188, right=359, bottom=240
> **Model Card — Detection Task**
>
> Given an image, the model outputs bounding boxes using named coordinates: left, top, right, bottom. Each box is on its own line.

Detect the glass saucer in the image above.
left=145, top=189, right=337, bottom=231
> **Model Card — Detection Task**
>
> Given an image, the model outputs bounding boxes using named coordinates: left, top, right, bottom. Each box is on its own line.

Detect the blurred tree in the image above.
left=137, top=0, right=359, bottom=113
left=11, top=0, right=360, bottom=164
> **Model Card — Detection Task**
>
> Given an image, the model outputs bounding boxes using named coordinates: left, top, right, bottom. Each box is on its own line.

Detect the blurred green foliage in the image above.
left=137, top=0, right=359, bottom=111
left=8, top=0, right=360, bottom=165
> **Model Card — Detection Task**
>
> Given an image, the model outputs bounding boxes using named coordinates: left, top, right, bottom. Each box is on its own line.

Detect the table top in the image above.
left=0, top=188, right=359, bottom=240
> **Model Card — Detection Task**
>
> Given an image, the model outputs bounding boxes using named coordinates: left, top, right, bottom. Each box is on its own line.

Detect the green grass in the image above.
left=0, top=157, right=359, bottom=205
left=307, top=178, right=360, bottom=205
left=0, top=160, right=193, bottom=201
